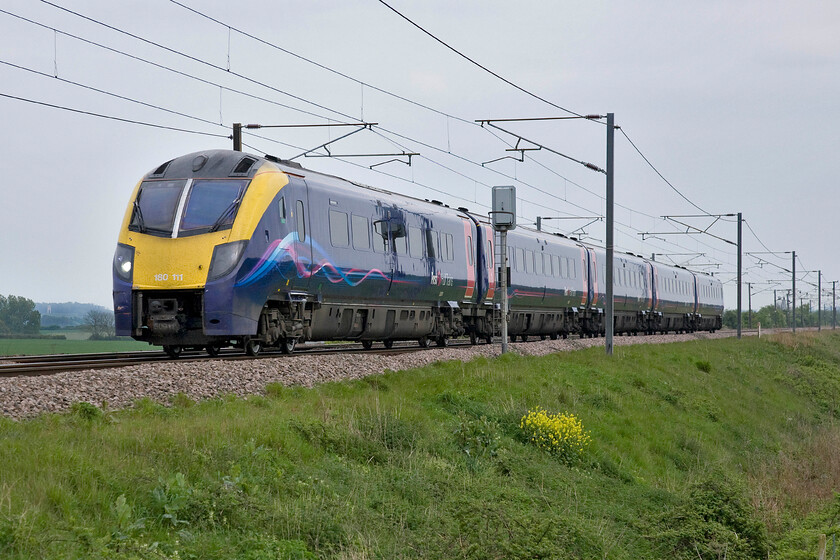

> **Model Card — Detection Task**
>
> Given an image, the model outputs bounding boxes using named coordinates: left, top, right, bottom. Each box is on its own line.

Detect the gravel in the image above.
left=0, top=331, right=738, bottom=420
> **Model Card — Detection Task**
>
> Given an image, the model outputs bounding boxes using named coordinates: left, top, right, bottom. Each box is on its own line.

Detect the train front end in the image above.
left=112, top=150, right=288, bottom=355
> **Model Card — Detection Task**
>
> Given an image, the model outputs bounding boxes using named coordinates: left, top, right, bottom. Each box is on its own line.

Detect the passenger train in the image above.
left=113, top=150, right=723, bottom=357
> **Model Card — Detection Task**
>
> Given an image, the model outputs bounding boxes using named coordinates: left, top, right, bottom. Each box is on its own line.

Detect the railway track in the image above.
left=0, top=340, right=480, bottom=377
left=0, top=326, right=825, bottom=378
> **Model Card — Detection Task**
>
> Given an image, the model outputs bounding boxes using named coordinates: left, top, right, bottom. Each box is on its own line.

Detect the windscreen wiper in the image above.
left=209, top=198, right=242, bottom=232
left=132, top=199, right=147, bottom=233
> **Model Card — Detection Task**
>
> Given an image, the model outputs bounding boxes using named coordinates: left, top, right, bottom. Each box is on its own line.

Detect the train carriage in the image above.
left=503, top=229, right=590, bottom=340
left=650, top=262, right=699, bottom=333
left=114, top=149, right=724, bottom=357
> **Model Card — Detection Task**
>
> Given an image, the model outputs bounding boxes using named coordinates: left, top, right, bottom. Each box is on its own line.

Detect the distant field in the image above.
left=42, top=328, right=93, bottom=341
left=0, top=337, right=153, bottom=356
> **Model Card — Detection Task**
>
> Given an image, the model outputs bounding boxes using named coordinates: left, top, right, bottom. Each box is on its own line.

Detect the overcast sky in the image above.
left=1, top=0, right=838, bottom=311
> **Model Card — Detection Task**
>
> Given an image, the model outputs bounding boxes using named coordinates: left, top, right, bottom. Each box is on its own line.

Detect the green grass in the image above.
left=0, top=337, right=152, bottom=356
left=2, top=332, right=840, bottom=558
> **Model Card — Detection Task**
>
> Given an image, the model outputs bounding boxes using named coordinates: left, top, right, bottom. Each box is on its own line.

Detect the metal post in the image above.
left=500, top=229, right=509, bottom=354
left=233, top=123, right=242, bottom=151
left=792, top=251, right=796, bottom=333
left=774, top=289, right=777, bottom=311
left=833, top=281, right=836, bottom=329
left=737, top=213, right=742, bottom=339
left=747, top=282, right=752, bottom=328
left=818, top=271, right=822, bottom=331
left=536, top=217, right=542, bottom=231
left=787, top=290, right=791, bottom=326
left=605, top=113, right=615, bottom=355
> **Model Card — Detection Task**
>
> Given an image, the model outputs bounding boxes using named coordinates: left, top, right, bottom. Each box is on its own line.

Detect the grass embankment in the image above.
left=2, top=333, right=840, bottom=559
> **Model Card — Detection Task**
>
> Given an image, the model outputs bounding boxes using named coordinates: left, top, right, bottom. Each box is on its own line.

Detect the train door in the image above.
left=690, top=272, right=699, bottom=315
left=461, top=218, right=476, bottom=301
left=482, top=224, right=496, bottom=303
left=585, top=247, right=597, bottom=308
left=289, top=177, right=312, bottom=292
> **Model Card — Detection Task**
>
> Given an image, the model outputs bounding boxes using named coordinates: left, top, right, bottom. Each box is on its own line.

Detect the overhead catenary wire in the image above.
left=27, top=1, right=734, bottom=262
left=0, top=8, right=343, bottom=123
left=13, top=2, right=748, bottom=274
left=38, top=1, right=361, bottom=123
left=375, top=0, right=588, bottom=120
left=0, top=92, right=228, bottom=138
left=372, top=0, right=750, bottom=256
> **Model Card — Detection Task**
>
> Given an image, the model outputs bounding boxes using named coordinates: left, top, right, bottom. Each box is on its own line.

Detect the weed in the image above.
left=171, top=392, right=195, bottom=408
left=151, top=473, right=192, bottom=527
left=109, top=494, right=145, bottom=543
left=265, top=382, right=285, bottom=398
left=696, top=360, right=712, bottom=373
left=653, top=474, right=768, bottom=559
left=70, top=401, right=102, bottom=421
left=452, top=413, right=500, bottom=460
left=519, top=407, right=591, bottom=466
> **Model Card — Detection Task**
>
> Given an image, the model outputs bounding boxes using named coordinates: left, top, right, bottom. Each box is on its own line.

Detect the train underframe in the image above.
left=129, top=290, right=720, bottom=358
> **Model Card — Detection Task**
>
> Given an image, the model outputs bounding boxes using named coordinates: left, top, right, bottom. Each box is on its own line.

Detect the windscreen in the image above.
left=178, top=179, right=249, bottom=236
left=129, top=180, right=186, bottom=236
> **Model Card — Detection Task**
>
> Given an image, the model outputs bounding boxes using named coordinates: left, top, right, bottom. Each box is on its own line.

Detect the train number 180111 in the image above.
left=154, top=273, right=184, bottom=282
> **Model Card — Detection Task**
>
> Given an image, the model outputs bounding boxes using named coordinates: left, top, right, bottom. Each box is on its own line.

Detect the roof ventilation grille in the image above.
left=232, top=156, right=257, bottom=176
left=149, top=159, right=173, bottom=177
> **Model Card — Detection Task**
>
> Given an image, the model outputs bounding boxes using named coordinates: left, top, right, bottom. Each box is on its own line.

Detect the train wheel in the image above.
left=469, top=332, right=477, bottom=345
left=164, top=345, right=182, bottom=359
left=384, top=340, right=394, bottom=349
left=417, top=336, right=428, bottom=348
left=361, top=340, right=373, bottom=350
left=206, top=344, right=222, bottom=357
left=485, top=335, right=493, bottom=344
left=245, top=338, right=263, bottom=357
left=520, top=335, right=528, bottom=342
left=550, top=333, right=558, bottom=340
left=279, top=338, right=295, bottom=355
left=540, top=335, right=547, bottom=341
left=436, top=336, right=448, bottom=348
left=510, top=335, right=517, bottom=343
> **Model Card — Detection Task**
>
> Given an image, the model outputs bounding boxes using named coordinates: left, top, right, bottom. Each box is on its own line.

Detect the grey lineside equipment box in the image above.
left=491, top=185, right=516, bottom=230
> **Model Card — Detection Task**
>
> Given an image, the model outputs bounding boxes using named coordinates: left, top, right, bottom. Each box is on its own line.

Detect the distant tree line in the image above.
left=0, top=294, right=41, bottom=334
left=723, top=304, right=839, bottom=329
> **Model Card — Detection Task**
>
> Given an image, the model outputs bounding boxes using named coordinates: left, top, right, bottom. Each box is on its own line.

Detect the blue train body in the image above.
left=113, top=150, right=722, bottom=356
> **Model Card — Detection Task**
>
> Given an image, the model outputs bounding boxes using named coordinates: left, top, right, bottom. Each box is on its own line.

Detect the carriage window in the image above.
left=467, top=235, right=474, bottom=265
left=373, top=221, right=388, bottom=252
left=409, top=226, right=423, bottom=258
left=517, top=248, right=525, bottom=272
left=525, top=251, right=534, bottom=274
left=296, top=200, right=306, bottom=242
left=571, top=259, right=577, bottom=279
left=426, top=230, right=438, bottom=259
left=394, top=232, right=407, bottom=255
left=443, top=233, right=454, bottom=261
left=278, top=196, right=286, bottom=224
left=352, top=214, right=370, bottom=250
left=329, top=210, right=349, bottom=247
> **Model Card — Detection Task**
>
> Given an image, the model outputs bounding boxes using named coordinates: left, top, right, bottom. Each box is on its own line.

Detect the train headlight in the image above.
left=113, top=243, right=135, bottom=283
left=208, top=240, right=248, bottom=281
